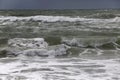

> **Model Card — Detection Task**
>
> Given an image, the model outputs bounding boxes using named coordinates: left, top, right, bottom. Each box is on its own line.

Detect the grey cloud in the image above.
left=0, top=0, right=120, bottom=9
left=0, top=0, right=19, bottom=9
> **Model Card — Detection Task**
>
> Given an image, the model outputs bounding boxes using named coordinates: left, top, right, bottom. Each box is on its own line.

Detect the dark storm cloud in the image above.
left=0, top=0, right=120, bottom=9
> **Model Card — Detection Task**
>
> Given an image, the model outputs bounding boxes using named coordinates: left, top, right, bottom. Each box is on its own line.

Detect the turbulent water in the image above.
left=0, top=10, right=120, bottom=80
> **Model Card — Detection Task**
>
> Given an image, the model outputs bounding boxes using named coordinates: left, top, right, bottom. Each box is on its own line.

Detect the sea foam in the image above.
left=3, top=38, right=70, bottom=57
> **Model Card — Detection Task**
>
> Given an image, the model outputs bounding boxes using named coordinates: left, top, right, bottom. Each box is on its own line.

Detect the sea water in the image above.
left=0, top=10, right=120, bottom=80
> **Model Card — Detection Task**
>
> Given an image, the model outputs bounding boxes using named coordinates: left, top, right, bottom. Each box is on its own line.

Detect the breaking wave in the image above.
left=62, top=37, right=118, bottom=48
left=0, top=15, right=120, bottom=27
left=0, top=15, right=100, bottom=23
left=0, top=37, right=120, bottom=58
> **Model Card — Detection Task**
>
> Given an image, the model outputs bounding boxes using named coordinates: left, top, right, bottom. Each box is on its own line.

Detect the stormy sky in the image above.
left=0, top=0, right=120, bottom=9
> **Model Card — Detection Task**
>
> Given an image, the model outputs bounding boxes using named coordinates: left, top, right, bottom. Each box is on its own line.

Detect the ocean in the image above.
left=0, top=9, right=120, bottom=80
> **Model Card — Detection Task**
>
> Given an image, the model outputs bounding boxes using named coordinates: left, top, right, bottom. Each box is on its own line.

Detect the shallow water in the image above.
left=0, top=57, right=120, bottom=80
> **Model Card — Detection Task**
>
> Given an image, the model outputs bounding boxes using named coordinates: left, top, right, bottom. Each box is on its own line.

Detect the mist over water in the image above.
left=0, top=10, right=120, bottom=80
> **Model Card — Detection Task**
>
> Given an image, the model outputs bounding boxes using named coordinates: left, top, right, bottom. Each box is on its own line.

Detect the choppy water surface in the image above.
left=0, top=57, right=120, bottom=80
left=0, top=10, right=120, bottom=80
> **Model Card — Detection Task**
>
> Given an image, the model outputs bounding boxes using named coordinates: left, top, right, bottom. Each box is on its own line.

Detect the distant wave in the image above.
left=0, top=15, right=120, bottom=24
left=0, top=15, right=102, bottom=22
left=87, top=13, right=120, bottom=19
